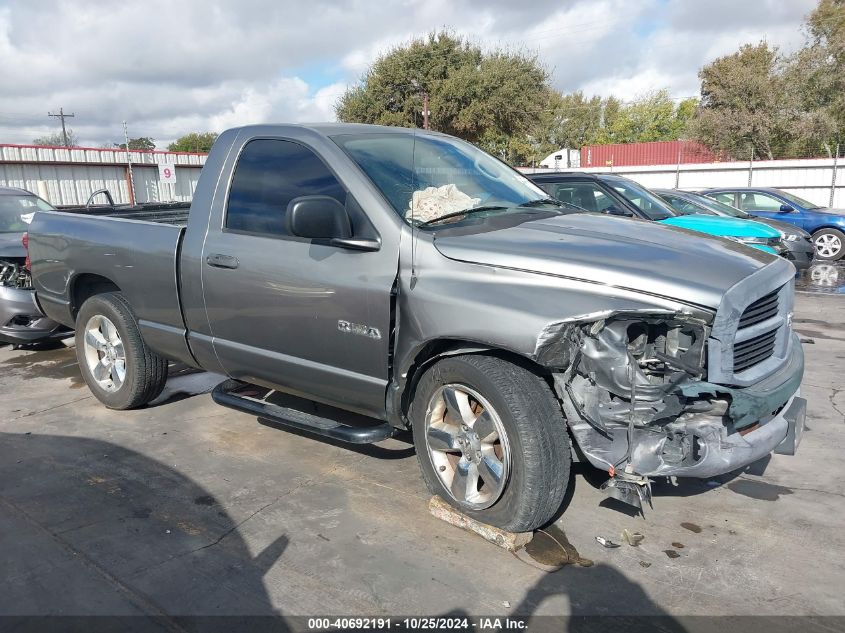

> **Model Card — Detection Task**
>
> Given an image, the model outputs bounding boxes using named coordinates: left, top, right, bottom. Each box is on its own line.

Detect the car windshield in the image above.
left=777, top=190, right=822, bottom=210
left=0, top=194, right=55, bottom=232
left=686, top=192, right=752, bottom=218
left=600, top=176, right=674, bottom=221
left=332, top=132, right=555, bottom=227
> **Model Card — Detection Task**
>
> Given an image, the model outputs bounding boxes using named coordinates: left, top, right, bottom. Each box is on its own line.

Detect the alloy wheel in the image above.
left=424, top=384, right=511, bottom=510
left=815, top=233, right=842, bottom=259
left=82, top=315, right=126, bottom=392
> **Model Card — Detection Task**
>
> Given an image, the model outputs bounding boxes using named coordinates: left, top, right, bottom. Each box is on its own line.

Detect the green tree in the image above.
left=601, top=90, right=696, bottom=144
left=119, top=137, right=156, bottom=151
left=335, top=31, right=552, bottom=164
left=688, top=43, right=789, bottom=159
left=690, top=1, right=845, bottom=159
left=167, top=132, right=219, bottom=153
left=33, top=129, right=79, bottom=147
left=783, top=0, right=845, bottom=153
left=534, top=91, right=604, bottom=151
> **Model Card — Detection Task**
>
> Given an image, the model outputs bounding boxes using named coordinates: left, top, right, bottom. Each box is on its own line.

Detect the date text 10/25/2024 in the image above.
left=307, top=618, right=529, bottom=631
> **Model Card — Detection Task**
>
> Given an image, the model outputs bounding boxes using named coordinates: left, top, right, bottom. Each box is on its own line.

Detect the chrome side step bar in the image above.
left=211, top=379, right=395, bottom=444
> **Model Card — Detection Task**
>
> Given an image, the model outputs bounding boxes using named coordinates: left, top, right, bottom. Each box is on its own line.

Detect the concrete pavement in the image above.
left=1, top=293, right=843, bottom=623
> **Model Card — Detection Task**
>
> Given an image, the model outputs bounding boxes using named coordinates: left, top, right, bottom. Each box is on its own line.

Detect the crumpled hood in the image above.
left=433, top=213, right=786, bottom=309
left=659, top=214, right=781, bottom=238
left=0, top=232, right=25, bottom=259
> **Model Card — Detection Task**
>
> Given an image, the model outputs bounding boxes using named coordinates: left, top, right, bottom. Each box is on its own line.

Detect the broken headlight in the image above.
left=559, top=314, right=710, bottom=431
left=623, top=318, right=707, bottom=383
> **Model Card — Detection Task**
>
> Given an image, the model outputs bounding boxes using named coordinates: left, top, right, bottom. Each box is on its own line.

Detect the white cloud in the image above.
left=0, top=0, right=818, bottom=147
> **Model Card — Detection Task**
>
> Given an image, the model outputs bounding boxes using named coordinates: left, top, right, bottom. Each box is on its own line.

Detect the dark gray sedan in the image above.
left=0, top=186, right=67, bottom=345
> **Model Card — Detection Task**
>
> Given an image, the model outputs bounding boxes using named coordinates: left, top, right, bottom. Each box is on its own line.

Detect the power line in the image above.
left=47, top=107, right=75, bottom=147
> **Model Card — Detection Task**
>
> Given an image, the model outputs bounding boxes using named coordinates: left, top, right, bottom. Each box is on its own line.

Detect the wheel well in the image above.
left=811, top=226, right=845, bottom=235
left=71, top=274, right=121, bottom=318
left=399, top=339, right=550, bottom=420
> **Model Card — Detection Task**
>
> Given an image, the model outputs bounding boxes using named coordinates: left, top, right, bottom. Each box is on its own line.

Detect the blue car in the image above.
left=701, top=187, right=845, bottom=261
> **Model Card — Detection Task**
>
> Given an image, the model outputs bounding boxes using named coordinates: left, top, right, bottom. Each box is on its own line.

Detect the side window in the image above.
left=710, top=192, right=736, bottom=206
left=664, top=196, right=700, bottom=214
left=739, top=192, right=781, bottom=211
left=226, top=139, right=346, bottom=236
left=544, top=182, right=613, bottom=212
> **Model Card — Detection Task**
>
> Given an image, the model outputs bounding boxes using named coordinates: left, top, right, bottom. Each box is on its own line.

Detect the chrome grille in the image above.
left=738, top=288, right=780, bottom=330
left=707, top=266, right=794, bottom=387
left=733, top=327, right=778, bottom=372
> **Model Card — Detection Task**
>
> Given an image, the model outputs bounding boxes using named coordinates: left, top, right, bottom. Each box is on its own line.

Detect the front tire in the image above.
left=813, top=228, right=844, bottom=261
left=410, top=354, right=571, bottom=533
left=75, top=293, right=168, bottom=409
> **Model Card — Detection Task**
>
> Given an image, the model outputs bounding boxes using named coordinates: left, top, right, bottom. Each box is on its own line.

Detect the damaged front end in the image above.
left=541, top=309, right=804, bottom=510
left=0, top=257, right=67, bottom=345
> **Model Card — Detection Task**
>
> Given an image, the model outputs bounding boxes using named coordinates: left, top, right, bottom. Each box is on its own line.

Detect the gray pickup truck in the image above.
left=27, top=124, right=806, bottom=531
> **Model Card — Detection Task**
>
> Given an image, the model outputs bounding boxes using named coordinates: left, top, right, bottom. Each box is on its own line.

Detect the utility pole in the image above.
left=123, top=121, right=136, bottom=204
left=47, top=107, right=75, bottom=147
left=410, top=79, right=430, bottom=130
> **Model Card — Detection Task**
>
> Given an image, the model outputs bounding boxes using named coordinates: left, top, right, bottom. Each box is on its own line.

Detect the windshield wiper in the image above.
left=518, top=198, right=563, bottom=208
left=417, top=205, right=509, bottom=228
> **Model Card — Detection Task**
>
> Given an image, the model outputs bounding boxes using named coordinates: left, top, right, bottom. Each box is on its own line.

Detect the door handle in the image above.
left=206, top=253, right=239, bottom=269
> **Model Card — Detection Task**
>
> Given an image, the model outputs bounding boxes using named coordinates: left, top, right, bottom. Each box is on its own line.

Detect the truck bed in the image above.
left=56, top=202, right=191, bottom=227
left=28, top=209, right=195, bottom=366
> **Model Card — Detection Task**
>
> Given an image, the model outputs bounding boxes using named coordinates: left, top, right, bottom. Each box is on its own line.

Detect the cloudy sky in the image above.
left=0, top=0, right=818, bottom=148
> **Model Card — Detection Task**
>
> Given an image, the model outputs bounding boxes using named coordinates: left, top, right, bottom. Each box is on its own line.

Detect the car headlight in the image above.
left=783, top=233, right=801, bottom=242
left=727, top=236, right=771, bottom=245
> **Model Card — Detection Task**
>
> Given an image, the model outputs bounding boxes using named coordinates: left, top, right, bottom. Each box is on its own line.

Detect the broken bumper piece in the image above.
left=557, top=333, right=805, bottom=480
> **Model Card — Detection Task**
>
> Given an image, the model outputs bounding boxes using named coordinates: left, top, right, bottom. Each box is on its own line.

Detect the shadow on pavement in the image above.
left=0, top=431, right=692, bottom=631
left=0, top=431, right=282, bottom=622
left=514, top=561, right=687, bottom=632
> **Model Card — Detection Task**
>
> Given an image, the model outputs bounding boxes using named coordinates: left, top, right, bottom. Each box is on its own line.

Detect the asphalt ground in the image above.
left=0, top=291, right=843, bottom=631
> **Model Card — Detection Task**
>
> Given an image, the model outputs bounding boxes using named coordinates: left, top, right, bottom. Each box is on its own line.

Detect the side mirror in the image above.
left=287, top=196, right=352, bottom=239
left=287, top=195, right=380, bottom=251
left=606, top=205, right=633, bottom=217
left=779, top=204, right=795, bottom=213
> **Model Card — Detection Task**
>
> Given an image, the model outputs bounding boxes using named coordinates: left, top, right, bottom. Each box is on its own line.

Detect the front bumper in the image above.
left=0, top=285, right=67, bottom=344
left=569, top=333, right=805, bottom=479
left=784, top=241, right=815, bottom=271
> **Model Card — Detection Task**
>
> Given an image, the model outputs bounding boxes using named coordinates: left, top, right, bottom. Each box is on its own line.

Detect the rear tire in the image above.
left=812, top=228, right=844, bottom=261
left=75, top=292, right=168, bottom=409
left=410, top=354, right=571, bottom=533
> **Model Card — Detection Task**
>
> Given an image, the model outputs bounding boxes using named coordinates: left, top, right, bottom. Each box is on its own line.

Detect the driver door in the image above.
left=200, top=138, right=397, bottom=417
left=738, top=192, right=803, bottom=229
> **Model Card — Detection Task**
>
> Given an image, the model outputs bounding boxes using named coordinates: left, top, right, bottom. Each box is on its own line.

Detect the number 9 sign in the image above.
left=158, top=163, right=177, bottom=184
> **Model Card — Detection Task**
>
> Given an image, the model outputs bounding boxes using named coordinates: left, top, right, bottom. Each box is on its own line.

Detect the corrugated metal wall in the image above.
left=0, top=144, right=206, bottom=206
left=580, top=140, right=720, bottom=167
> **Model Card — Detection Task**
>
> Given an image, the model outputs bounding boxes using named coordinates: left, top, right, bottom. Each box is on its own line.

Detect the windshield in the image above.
left=777, top=190, right=822, bottom=210
left=0, top=194, right=55, bottom=232
left=332, top=132, right=552, bottom=227
left=601, top=177, right=674, bottom=221
left=687, top=192, right=752, bottom=218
